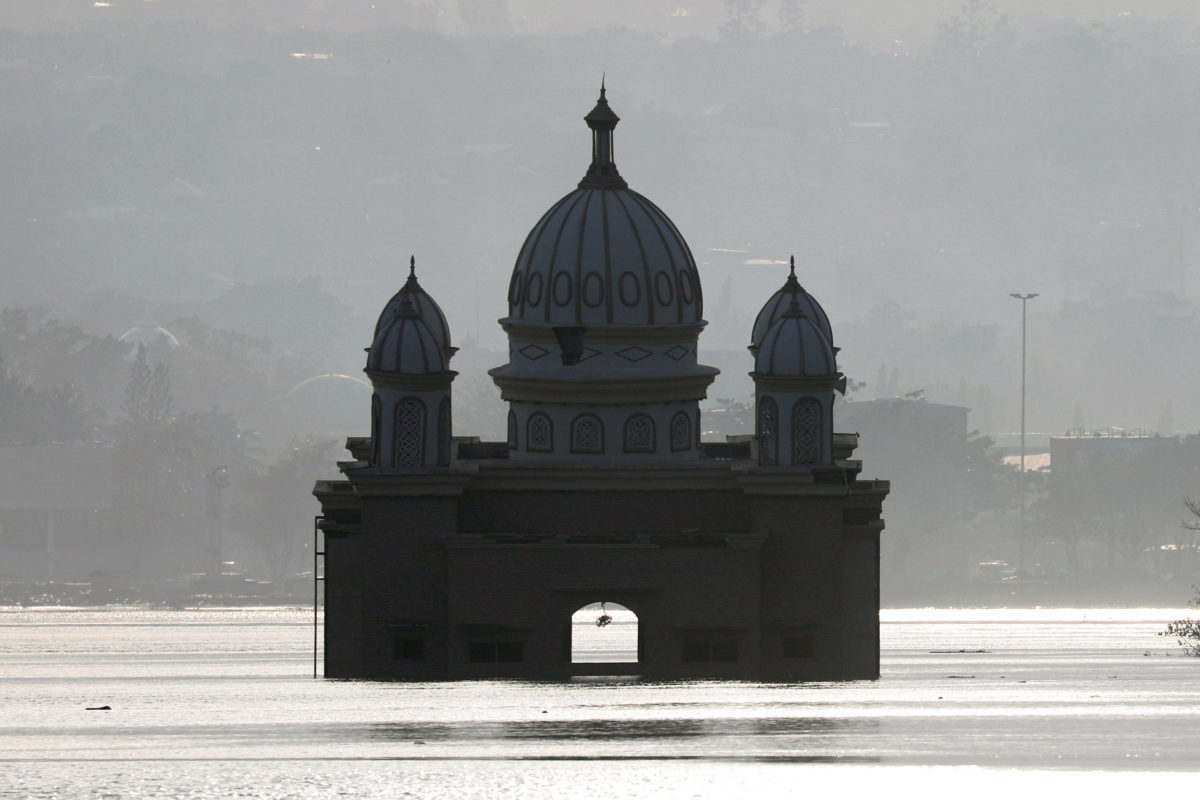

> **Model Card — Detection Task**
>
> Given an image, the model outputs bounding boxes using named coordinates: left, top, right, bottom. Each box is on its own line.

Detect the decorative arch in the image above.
left=670, top=411, right=691, bottom=452
left=792, top=397, right=822, bottom=465
left=370, top=393, right=382, bottom=466
left=394, top=397, right=426, bottom=467
left=623, top=413, right=656, bottom=453
left=526, top=412, right=553, bottom=452
left=507, top=410, right=518, bottom=449
left=437, top=396, right=452, bottom=467
left=570, top=413, right=604, bottom=454
left=758, top=395, right=778, bottom=466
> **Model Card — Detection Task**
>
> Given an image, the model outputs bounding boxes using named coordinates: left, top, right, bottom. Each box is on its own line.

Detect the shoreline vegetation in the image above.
left=0, top=578, right=314, bottom=609
left=1, top=576, right=1192, bottom=610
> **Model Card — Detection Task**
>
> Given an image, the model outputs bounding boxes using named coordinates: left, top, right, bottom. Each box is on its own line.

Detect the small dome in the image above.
left=373, top=256, right=452, bottom=355
left=118, top=309, right=180, bottom=351
left=367, top=296, right=447, bottom=375
left=751, top=257, right=832, bottom=350
left=505, top=87, right=703, bottom=328
left=754, top=300, right=837, bottom=377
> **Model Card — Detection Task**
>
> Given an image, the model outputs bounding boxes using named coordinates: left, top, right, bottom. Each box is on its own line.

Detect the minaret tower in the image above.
left=750, top=257, right=839, bottom=466
left=365, top=257, right=457, bottom=468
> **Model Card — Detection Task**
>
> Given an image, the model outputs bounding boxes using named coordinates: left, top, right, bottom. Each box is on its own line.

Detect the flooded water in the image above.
left=3, top=607, right=1199, bottom=797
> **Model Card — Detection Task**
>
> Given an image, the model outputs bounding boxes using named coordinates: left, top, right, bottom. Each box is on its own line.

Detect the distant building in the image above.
left=117, top=309, right=180, bottom=357
left=0, top=443, right=113, bottom=581
left=314, top=89, right=889, bottom=681
left=1049, top=429, right=1174, bottom=475
left=838, top=397, right=970, bottom=454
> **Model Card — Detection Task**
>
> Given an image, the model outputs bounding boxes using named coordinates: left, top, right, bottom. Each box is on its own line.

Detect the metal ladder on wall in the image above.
left=313, top=516, right=325, bottom=678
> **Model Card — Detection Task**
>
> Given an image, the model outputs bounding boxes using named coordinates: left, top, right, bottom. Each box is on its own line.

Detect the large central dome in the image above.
left=504, top=87, right=702, bottom=328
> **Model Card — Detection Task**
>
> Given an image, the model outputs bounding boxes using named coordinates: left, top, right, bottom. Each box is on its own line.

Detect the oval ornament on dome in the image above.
left=618, top=272, right=641, bottom=307
left=526, top=272, right=544, bottom=307
left=677, top=270, right=695, bottom=304
left=654, top=272, right=674, bottom=306
left=552, top=272, right=573, bottom=306
left=583, top=272, right=605, bottom=307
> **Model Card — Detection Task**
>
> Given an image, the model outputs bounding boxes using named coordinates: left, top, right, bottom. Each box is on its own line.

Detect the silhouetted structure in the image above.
left=314, top=89, right=889, bottom=681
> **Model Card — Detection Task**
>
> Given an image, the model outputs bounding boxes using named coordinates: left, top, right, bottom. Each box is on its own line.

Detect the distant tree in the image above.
left=113, top=347, right=213, bottom=579
left=230, top=437, right=341, bottom=585
left=720, top=0, right=766, bottom=40
left=935, top=0, right=1016, bottom=58
left=779, top=0, right=805, bottom=33
left=1040, top=439, right=1200, bottom=580
left=0, top=353, right=97, bottom=443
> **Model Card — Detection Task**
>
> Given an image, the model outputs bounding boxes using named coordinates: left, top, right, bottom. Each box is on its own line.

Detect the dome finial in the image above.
left=580, top=80, right=627, bottom=189
left=409, top=255, right=416, bottom=279
left=783, top=256, right=802, bottom=293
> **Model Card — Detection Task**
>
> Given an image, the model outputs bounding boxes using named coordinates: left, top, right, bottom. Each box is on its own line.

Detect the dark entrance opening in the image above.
left=570, top=602, right=639, bottom=674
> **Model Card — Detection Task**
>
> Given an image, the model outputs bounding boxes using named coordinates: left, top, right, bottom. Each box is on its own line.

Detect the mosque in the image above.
left=313, top=88, right=889, bottom=681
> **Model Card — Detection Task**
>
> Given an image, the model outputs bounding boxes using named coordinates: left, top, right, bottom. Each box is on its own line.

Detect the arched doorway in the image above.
left=570, top=602, right=639, bottom=666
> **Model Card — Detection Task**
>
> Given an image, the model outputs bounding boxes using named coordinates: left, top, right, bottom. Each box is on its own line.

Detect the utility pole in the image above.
left=1010, top=292, right=1038, bottom=578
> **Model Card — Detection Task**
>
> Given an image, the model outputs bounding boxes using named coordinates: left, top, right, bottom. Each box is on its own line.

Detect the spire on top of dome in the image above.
left=580, top=78, right=627, bottom=189
left=784, top=256, right=801, bottom=291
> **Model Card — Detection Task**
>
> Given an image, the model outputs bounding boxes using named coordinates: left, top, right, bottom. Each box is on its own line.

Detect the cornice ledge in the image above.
left=748, top=373, right=839, bottom=392
left=365, top=369, right=458, bottom=391
left=499, top=319, right=708, bottom=344
left=488, top=370, right=718, bottom=403
left=735, top=468, right=860, bottom=496
left=346, top=468, right=477, bottom=497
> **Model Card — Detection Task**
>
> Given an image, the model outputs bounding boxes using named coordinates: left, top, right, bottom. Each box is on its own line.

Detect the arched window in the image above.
left=437, top=396, right=452, bottom=467
left=370, top=393, right=382, bottom=466
left=571, top=414, right=604, bottom=454
left=527, top=412, right=553, bottom=452
left=670, top=411, right=691, bottom=452
left=394, top=397, right=426, bottom=467
left=623, top=414, right=655, bottom=453
left=507, top=410, right=518, bottom=449
left=758, top=396, right=778, bottom=466
left=792, top=398, right=822, bottom=465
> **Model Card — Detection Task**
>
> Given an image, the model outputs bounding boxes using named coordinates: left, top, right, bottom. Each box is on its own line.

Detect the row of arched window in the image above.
left=371, top=394, right=451, bottom=468
left=508, top=410, right=697, bottom=454
left=757, top=396, right=824, bottom=466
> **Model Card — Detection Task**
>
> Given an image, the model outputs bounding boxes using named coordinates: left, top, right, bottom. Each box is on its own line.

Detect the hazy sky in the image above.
left=4, top=0, right=1200, bottom=438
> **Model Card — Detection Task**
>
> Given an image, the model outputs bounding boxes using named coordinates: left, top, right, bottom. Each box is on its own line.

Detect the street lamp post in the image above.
left=208, top=466, right=231, bottom=577
left=1010, top=292, right=1038, bottom=577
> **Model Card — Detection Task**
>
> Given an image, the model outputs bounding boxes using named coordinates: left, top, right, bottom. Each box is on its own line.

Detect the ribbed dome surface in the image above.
left=751, top=258, right=832, bottom=349
left=374, top=258, right=451, bottom=354
left=506, top=187, right=702, bottom=327
left=754, top=307, right=836, bottom=377
left=367, top=306, right=447, bottom=375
